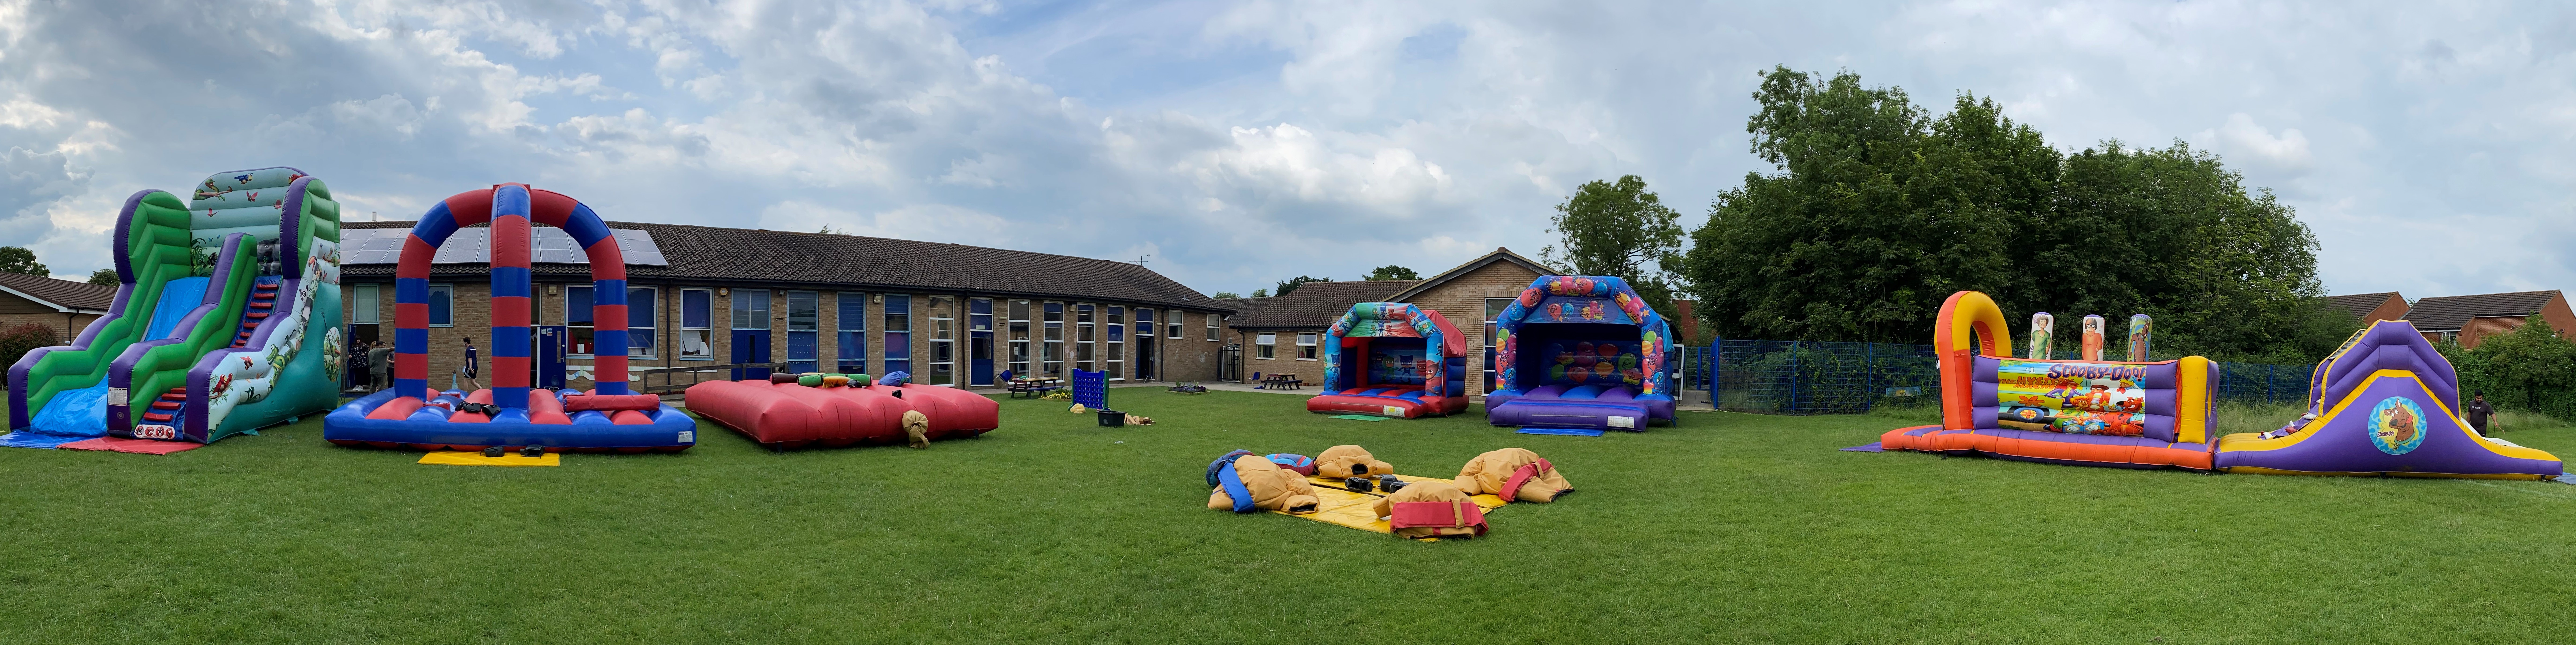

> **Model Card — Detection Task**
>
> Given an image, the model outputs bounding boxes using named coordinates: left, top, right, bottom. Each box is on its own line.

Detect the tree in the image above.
left=1681, top=66, right=2332, bottom=362
left=1212, top=291, right=1241, bottom=299
left=1544, top=175, right=1684, bottom=310
left=2462, top=314, right=2576, bottom=415
left=1274, top=276, right=1327, bottom=297
left=0, top=246, right=46, bottom=276
left=1250, top=288, right=1270, bottom=298
left=87, top=268, right=119, bottom=286
left=1363, top=265, right=1418, bottom=281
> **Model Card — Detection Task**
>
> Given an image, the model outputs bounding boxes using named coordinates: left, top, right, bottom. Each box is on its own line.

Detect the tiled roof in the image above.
left=1216, top=296, right=1276, bottom=322
left=340, top=220, right=1232, bottom=313
left=2404, top=290, right=2562, bottom=331
left=0, top=271, right=115, bottom=312
left=2322, top=292, right=2402, bottom=321
left=1387, top=247, right=1555, bottom=302
left=1226, top=280, right=1420, bottom=329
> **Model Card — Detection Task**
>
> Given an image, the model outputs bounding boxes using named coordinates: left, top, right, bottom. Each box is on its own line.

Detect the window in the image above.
left=732, top=289, right=770, bottom=330
left=1485, top=298, right=1514, bottom=393
left=1106, top=306, right=1125, bottom=380
left=680, top=289, right=713, bottom=360
left=567, top=286, right=597, bottom=355
left=1166, top=309, right=1181, bottom=339
left=1206, top=312, right=1219, bottom=341
left=626, top=287, right=656, bottom=358
left=836, top=293, right=867, bottom=373
left=428, top=284, right=454, bottom=327
left=1043, top=302, right=1064, bottom=376
left=786, top=291, right=818, bottom=373
left=1008, top=300, right=1031, bottom=378
left=928, top=296, right=955, bottom=386
left=883, top=295, right=911, bottom=376
left=1256, top=333, right=1276, bottom=359
left=1297, top=332, right=1318, bottom=360
left=350, top=284, right=380, bottom=344
left=574, top=286, right=656, bottom=357
left=1076, top=304, right=1096, bottom=373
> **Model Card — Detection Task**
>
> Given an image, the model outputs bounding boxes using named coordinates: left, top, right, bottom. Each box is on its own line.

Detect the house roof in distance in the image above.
left=0, top=271, right=115, bottom=313
left=2404, top=290, right=2562, bottom=331
left=1386, top=247, right=1554, bottom=302
left=339, top=220, right=1234, bottom=313
left=2322, top=291, right=2404, bottom=320
left=1226, top=280, right=1422, bottom=329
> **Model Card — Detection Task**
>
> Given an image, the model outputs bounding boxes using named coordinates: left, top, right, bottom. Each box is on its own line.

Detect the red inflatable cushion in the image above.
left=565, top=394, right=661, bottom=412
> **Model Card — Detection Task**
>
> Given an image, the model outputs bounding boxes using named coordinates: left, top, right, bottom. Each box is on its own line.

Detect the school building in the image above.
left=0, top=271, right=115, bottom=341
left=1220, top=248, right=1553, bottom=400
left=338, top=221, right=1241, bottom=391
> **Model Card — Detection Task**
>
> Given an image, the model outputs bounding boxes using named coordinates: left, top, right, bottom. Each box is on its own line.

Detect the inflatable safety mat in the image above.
left=1275, top=474, right=1508, bottom=541
left=417, top=451, right=560, bottom=467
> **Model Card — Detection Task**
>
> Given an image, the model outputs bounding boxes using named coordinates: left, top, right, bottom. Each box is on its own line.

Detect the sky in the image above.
left=1, top=0, right=2572, bottom=300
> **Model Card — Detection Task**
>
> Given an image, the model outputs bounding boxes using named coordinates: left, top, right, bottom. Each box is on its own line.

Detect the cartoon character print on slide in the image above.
left=1991, top=360, right=2152, bottom=436
left=2369, top=396, right=2428, bottom=455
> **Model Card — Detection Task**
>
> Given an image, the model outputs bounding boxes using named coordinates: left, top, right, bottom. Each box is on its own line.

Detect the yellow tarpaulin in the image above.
left=417, top=451, right=561, bottom=467
left=1273, top=474, right=1507, bottom=540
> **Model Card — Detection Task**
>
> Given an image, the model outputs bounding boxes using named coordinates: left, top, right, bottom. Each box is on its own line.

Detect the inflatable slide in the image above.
left=1304, top=302, right=1469, bottom=418
left=1879, top=291, right=2562, bottom=479
left=1484, top=276, right=1676, bottom=434
left=686, top=373, right=1000, bottom=449
left=322, top=184, right=694, bottom=452
left=7, top=167, right=343, bottom=448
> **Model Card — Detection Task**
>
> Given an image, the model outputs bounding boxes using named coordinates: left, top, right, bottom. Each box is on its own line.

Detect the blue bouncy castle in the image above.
left=1485, top=275, right=1676, bottom=435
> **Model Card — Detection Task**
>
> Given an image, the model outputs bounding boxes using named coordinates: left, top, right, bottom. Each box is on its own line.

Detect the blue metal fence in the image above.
left=1682, top=337, right=2320, bottom=415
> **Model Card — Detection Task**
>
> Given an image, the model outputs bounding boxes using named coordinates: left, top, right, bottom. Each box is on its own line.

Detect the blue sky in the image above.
left=3, top=0, right=2572, bottom=300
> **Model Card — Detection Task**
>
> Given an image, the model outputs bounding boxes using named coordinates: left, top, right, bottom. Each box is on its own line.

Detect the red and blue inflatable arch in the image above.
left=326, top=184, right=693, bottom=452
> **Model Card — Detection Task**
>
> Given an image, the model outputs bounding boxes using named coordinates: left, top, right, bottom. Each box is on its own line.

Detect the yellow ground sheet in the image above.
left=1272, top=473, right=1507, bottom=540
left=417, top=451, right=561, bottom=467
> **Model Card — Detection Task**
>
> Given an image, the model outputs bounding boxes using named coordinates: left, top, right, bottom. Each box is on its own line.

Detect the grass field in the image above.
left=5, top=391, right=2575, bottom=643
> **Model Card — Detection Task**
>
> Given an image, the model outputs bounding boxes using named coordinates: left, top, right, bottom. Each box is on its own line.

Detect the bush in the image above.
left=2436, top=314, right=2576, bottom=425
left=0, top=322, right=62, bottom=365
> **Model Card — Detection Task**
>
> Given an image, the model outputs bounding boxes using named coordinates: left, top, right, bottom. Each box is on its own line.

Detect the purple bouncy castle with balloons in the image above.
left=1485, top=275, right=1675, bottom=436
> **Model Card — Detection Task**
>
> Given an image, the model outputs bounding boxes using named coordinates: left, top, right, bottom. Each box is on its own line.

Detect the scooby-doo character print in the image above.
left=2369, top=397, right=2428, bottom=455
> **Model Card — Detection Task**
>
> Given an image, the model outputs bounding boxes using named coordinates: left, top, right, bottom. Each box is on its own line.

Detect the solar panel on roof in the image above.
left=335, top=227, right=668, bottom=266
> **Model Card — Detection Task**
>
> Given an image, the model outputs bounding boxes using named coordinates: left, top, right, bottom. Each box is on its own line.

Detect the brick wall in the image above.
left=1238, top=326, right=1329, bottom=385
left=344, top=277, right=1229, bottom=390
left=0, top=312, right=99, bottom=342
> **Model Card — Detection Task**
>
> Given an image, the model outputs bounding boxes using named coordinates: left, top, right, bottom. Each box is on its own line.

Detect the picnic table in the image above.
left=1261, top=373, right=1304, bottom=390
left=1010, top=377, right=1066, bottom=399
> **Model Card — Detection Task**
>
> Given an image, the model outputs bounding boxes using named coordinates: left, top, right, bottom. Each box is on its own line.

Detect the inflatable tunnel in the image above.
left=2212, top=321, right=2562, bottom=479
left=1484, top=276, right=1675, bottom=432
left=1304, top=302, right=1469, bottom=418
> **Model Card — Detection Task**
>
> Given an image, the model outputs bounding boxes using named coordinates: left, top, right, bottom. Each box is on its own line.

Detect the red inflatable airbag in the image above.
left=565, top=394, right=661, bottom=412
left=684, top=380, right=999, bottom=448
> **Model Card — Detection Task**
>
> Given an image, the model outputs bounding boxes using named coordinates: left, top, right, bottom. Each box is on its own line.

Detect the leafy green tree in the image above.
left=1274, top=276, right=1327, bottom=297
left=1544, top=175, right=1684, bottom=310
left=0, top=246, right=47, bottom=276
left=1250, top=288, right=1269, bottom=298
left=2462, top=314, right=2576, bottom=415
left=1363, top=265, right=1418, bottom=281
left=1681, top=66, right=2333, bottom=362
left=1211, top=291, right=1241, bottom=299
left=87, top=268, right=119, bottom=285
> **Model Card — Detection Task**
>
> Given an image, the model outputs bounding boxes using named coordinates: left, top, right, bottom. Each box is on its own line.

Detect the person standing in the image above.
left=460, top=335, right=483, bottom=392
left=367, top=340, right=394, bottom=391
left=2465, top=393, right=2495, bottom=436
left=346, top=340, right=370, bottom=392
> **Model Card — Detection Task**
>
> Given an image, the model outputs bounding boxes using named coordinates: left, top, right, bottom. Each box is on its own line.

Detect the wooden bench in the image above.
left=1261, top=374, right=1304, bottom=390
left=1009, top=377, right=1065, bottom=399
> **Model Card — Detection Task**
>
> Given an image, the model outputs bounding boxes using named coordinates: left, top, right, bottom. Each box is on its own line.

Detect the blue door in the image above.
left=536, top=325, right=567, bottom=390
left=732, top=329, right=772, bottom=380
left=970, top=298, right=994, bottom=386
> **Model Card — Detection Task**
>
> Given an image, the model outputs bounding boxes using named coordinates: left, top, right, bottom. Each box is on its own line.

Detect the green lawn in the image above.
left=5, top=391, right=2575, bottom=643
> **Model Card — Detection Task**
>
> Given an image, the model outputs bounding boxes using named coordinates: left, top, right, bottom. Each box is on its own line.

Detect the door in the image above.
left=536, top=325, right=567, bottom=390
left=970, top=298, right=994, bottom=386
left=731, top=329, right=772, bottom=380
left=1218, top=344, right=1242, bottom=382
left=1135, top=336, right=1156, bottom=381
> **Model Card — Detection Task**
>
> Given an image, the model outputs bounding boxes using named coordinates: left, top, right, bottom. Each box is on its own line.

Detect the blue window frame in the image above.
left=883, top=295, right=911, bottom=375
left=786, top=291, right=818, bottom=373
left=837, top=292, right=867, bottom=373
left=427, top=283, right=454, bottom=327
left=680, top=288, right=713, bottom=360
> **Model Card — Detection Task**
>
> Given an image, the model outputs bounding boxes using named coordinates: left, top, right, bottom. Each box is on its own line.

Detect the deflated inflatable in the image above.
left=685, top=375, right=998, bottom=449
left=1454, top=447, right=1573, bottom=502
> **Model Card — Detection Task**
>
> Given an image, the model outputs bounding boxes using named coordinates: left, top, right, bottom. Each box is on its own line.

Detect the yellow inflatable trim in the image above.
left=1272, top=474, right=1507, bottom=541
left=417, top=451, right=561, bottom=467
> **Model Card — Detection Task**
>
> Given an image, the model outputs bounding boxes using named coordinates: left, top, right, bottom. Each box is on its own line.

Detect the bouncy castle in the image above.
left=1880, top=291, right=2562, bottom=479
left=8, top=167, right=343, bottom=448
left=322, top=184, right=696, bottom=452
left=1485, top=275, right=1676, bottom=434
left=1303, top=302, right=1469, bottom=418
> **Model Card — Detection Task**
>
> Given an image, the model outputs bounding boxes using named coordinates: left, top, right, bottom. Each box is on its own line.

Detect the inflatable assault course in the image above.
left=685, top=371, right=1000, bottom=449
left=1881, top=291, right=2563, bottom=479
left=1304, top=302, right=1469, bottom=418
left=323, top=184, right=696, bottom=452
left=7, top=168, right=343, bottom=447
left=1484, top=275, right=1676, bottom=435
